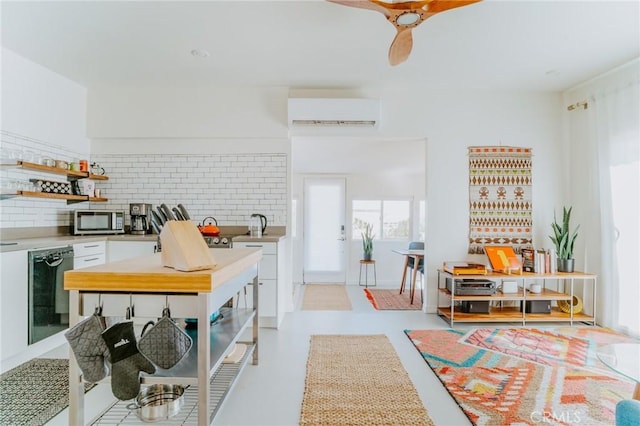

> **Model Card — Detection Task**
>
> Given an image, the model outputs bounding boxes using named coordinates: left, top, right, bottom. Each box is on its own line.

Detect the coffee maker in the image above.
left=129, top=203, right=152, bottom=235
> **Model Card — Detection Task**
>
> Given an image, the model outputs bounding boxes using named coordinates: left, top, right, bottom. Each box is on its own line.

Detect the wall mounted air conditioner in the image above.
left=287, top=98, right=380, bottom=127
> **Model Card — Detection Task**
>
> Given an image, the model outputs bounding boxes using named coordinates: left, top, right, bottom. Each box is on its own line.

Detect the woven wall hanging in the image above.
left=468, top=146, right=532, bottom=254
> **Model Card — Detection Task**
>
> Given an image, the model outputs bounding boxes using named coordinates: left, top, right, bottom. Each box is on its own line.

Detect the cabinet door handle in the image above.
left=84, top=257, right=100, bottom=262
left=245, top=244, right=263, bottom=248
left=83, top=244, right=100, bottom=248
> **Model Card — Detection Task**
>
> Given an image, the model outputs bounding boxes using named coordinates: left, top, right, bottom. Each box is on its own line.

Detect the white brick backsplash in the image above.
left=91, top=152, right=287, bottom=227
left=1, top=131, right=287, bottom=230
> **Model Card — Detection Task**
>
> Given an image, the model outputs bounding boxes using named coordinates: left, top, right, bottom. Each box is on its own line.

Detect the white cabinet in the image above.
left=233, top=240, right=282, bottom=328
left=0, top=250, right=28, bottom=361
left=73, top=241, right=106, bottom=269
left=107, top=240, right=158, bottom=263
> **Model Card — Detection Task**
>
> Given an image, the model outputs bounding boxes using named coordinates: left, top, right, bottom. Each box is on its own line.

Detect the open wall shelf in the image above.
left=1, top=161, right=109, bottom=203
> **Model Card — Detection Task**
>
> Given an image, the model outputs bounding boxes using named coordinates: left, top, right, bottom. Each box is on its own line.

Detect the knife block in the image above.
left=160, top=221, right=216, bottom=271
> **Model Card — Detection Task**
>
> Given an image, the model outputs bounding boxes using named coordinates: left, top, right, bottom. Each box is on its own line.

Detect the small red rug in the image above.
left=364, top=289, right=420, bottom=310
left=405, top=327, right=637, bottom=425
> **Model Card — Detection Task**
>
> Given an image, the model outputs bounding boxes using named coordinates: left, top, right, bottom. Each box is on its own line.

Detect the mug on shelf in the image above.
left=55, top=160, right=69, bottom=170
left=41, top=157, right=55, bottom=167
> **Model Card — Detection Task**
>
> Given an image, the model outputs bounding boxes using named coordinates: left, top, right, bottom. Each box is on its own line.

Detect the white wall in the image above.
left=1, top=48, right=88, bottom=154
left=0, top=48, right=90, bottom=228
left=87, top=87, right=287, bottom=138
left=86, top=86, right=563, bottom=313
left=416, top=90, right=564, bottom=312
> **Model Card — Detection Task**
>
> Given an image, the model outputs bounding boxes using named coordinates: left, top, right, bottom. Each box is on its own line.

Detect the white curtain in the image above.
left=581, top=73, right=639, bottom=335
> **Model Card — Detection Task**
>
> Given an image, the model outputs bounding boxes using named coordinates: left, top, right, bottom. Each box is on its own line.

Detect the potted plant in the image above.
left=549, top=206, right=580, bottom=272
left=361, top=223, right=374, bottom=261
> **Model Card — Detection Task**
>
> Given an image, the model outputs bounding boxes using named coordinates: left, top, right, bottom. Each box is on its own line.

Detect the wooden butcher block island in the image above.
left=64, top=247, right=262, bottom=426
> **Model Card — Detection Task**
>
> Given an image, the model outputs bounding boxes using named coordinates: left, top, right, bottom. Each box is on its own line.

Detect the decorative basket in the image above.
left=557, top=295, right=583, bottom=314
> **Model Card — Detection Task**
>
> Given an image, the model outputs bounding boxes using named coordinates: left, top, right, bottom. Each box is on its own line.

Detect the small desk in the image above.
left=597, top=343, right=640, bottom=400
left=392, top=249, right=424, bottom=305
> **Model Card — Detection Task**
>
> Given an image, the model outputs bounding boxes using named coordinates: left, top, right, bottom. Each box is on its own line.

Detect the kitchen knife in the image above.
left=177, top=204, right=191, bottom=220
left=172, top=207, right=185, bottom=221
left=152, top=208, right=166, bottom=226
left=150, top=215, right=163, bottom=235
left=160, top=203, right=177, bottom=221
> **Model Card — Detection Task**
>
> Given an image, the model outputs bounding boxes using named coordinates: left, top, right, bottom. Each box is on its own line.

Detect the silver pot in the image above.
left=127, top=384, right=185, bottom=423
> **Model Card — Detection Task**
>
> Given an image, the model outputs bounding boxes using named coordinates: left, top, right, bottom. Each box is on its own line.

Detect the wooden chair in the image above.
left=403, top=241, right=424, bottom=303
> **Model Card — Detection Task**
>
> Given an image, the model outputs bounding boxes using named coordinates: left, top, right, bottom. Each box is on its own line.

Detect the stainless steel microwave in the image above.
left=73, top=210, right=125, bottom=235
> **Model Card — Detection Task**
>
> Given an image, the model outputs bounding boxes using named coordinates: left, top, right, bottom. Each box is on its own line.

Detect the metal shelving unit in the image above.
left=437, top=269, right=597, bottom=326
left=92, top=343, right=255, bottom=425
left=67, top=259, right=260, bottom=426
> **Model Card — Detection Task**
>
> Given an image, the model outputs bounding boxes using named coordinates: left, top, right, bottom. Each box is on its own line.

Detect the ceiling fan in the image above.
left=327, top=0, right=482, bottom=66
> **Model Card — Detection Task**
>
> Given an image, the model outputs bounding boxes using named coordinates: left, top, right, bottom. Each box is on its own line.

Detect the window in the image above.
left=353, top=199, right=411, bottom=240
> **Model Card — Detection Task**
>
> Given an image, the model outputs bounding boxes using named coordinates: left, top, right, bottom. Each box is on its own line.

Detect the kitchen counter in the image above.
left=0, top=228, right=287, bottom=253
left=0, top=233, right=159, bottom=253
left=64, top=247, right=262, bottom=292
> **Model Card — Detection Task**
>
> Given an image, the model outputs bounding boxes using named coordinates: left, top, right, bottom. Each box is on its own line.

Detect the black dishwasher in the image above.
left=28, top=246, right=74, bottom=344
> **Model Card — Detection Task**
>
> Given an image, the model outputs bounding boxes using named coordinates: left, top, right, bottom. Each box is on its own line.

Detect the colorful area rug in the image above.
left=301, top=284, right=352, bottom=311
left=405, top=327, right=637, bottom=425
left=300, top=335, right=434, bottom=425
left=364, top=289, right=421, bottom=310
left=0, top=358, right=95, bottom=426
left=468, top=146, right=532, bottom=254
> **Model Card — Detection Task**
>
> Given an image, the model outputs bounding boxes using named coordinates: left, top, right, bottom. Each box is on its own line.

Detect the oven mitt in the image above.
left=101, top=321, right=155, bottom=400
left=139, top=308, right=192, bottom=369
left=64, top=313, right=109, bottom=382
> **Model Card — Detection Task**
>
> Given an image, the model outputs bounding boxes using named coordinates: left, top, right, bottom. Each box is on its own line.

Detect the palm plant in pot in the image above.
left=549, top=206, right=580, bottom=272
left=361, top=223, right=374, bottom=261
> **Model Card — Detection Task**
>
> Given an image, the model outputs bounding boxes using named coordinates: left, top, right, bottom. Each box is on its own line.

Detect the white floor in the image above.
left=44, top=285, right=472, bottom=426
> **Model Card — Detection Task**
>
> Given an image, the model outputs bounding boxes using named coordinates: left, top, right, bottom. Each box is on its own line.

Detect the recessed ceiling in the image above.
left=1, top=1, right=639, bottom=91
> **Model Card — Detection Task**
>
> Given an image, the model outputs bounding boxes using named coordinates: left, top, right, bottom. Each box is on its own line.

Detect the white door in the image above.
left=303, top=177, right=346, bottom=283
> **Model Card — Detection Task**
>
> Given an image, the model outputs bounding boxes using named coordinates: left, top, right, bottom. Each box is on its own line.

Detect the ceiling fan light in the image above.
left=396, top=12, right=421, bottom=26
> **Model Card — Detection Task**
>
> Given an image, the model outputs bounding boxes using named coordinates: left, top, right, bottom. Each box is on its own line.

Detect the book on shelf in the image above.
left=484, top=245, right=522, bottom=275
left=522, top=247, right=558, bottom=273
left=521, top=247, right=535, bottom=272
left=442, top=261, right=487, bottom=275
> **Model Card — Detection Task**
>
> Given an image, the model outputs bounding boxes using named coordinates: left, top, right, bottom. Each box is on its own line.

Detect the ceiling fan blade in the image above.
left=327, top=0, right=390, bottom=18
left=329, top=0, right=483, bottom=66
left=388, top=28, right=413, bottom=66
left=421, top=0, right=483, bottom=15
